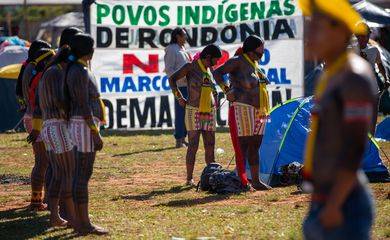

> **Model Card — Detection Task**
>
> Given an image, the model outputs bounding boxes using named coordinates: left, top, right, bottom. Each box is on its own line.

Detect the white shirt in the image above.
left=164, top=43, right=192, bottom=87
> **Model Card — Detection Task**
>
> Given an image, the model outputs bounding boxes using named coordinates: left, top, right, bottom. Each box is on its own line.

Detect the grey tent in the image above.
left=0, top=45, right=28, bottom=68
left=37, top=12, right=84, bottom=47
left=353, top=0, right=390, bottom=26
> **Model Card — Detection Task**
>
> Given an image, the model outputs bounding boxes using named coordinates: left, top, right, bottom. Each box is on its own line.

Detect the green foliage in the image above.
left=0, top=5, right=78, bottom=23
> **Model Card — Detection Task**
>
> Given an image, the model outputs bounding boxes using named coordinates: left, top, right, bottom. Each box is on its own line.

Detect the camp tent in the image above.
left=246, top=97, right=390, bottom=186
left=375, top=117, right=390, bottom=140
left=353, top=0, right=390, bottom=27
left=0, top=64, right=23, bottom=133
left=0, top=45, right=28, bottom=68
left=36, top=12, right=84, bottom=48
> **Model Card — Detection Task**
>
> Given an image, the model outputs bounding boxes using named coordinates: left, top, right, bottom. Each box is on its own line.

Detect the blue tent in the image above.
left=246, top=97, right=390, bottom=186
left=375, top=117, right=390, bottom=141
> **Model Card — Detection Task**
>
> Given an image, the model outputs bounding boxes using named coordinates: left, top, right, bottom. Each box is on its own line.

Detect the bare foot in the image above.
left=78, top=224, right=109, bottom=236
left=29, top=203, right=48, bottom=212
left=185, top=179, right=196, bottom=187
left=50, top=217, right=68, bottom=227
left=252, top=181, right=272, bottom=191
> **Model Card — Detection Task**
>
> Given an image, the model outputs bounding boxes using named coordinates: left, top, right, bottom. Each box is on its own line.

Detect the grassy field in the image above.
left=0, top=131, right=389, bottom=240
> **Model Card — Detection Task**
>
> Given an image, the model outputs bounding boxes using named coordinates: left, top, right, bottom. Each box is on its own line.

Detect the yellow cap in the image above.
left=299, top=0, right=367, bottom=35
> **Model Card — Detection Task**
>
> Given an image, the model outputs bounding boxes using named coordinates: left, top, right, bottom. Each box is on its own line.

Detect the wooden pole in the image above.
left=6, top=12, right=12, bottom=36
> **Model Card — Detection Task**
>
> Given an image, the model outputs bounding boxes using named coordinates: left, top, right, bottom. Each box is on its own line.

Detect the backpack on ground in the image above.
left=198, top=163, right=245, bottom=194
left=198, top=163, right=223, bottom=191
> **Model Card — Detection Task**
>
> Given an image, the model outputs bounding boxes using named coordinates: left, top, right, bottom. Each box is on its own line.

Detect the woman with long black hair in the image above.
left=66, top=33, right=108, bottom=235
left=21, top=43, right=55, bottom=210
left=37, top=27, right=82, bottom=228
left=16, top=40, right=51, bottom=110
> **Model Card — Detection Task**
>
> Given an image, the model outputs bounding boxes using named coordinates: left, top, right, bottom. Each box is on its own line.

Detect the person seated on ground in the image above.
left=168, top=44, right=222, bottom=186
left=213, top=35, right=272, bottom=191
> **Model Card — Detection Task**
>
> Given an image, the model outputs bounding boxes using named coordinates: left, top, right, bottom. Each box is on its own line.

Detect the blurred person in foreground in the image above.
left=299, top=0, right=376, bottom=239
left=168, top=44, right=221, bottom=186
left=355, top=21, right=390, bottom=134
left=164, top=28, right=192, bottom=148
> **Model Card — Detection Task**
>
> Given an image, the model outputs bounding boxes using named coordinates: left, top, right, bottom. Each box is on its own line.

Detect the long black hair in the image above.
left=69, top=33, right=94, bottom=59
left=170, top=28, right=186, bottom=44
left=16, top=40, right=51, bottom=98
left=44, top=27, right=83, bottom=71
left=28, top=48, right=55, bottom=86
left=59, top=27, right=83, bottom=47
left=64, top=33, right=95, bottom=103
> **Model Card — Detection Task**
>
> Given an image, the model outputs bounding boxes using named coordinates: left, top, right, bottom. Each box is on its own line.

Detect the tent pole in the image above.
left=378, top=144, right=390, bottom=162
left=6, top=12, right=12, bottom=36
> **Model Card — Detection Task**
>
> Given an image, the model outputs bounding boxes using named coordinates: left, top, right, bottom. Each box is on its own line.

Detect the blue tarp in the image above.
left=246, top=97, right=390, bottom=185
left=375, top=117, right=390, bottom=141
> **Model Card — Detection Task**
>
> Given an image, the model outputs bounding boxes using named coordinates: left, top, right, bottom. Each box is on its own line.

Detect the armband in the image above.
left=32, top=118, right=43, bottom=131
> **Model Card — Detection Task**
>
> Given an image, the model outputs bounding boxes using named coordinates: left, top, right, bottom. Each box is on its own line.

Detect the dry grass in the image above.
left=0, top=131, right=389, bottom=239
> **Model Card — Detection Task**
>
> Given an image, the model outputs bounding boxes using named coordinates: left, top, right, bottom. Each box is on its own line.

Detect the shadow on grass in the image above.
left=0, top=174, right=30, bottom=185
left=0, top=207, right=45, bottom=239
left=101, top=127, right=229, bottom=137
left=101, top=129, right=174, bottom=137
left=112, top=146, right=176, bottom=157
left=155, top=194, right=231, bottom=207
left=0, top=207, right=78, bottom=240
left=112, top=185, right=194, bottom=201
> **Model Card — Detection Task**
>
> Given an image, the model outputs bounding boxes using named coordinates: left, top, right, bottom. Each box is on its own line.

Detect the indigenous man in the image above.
left=168, top=44, right=222, bottom=186
left=67, top=33, right=108, bottom=235
left=355, top=21, right=390, bottom=134
left=21, top=44, right=54, bottom=210
left=299, top=0, right=376, bottom=239
left=213, top=35, right=271, bottom=191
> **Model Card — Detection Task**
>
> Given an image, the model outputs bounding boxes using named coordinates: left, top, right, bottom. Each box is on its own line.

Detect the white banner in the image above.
left=90, top=0, right=304, bottom=130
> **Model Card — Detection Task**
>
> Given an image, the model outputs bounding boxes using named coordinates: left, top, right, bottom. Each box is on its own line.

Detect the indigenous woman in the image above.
left=213, top=35, right=272, bottom=191
left=38, top=27, right=82, bottom=228
left=21, top=44, right=54, bottom=210
left=168, top=44, right=221, bottom=186
left=44, top=27, right=83, bottom=222
left=66, top=33, right=108, bottom=235
left=16, top=40, right=51, bottom=112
